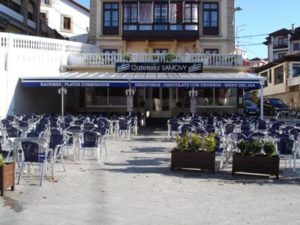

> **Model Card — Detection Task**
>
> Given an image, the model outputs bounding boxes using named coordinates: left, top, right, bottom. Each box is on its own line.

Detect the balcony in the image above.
left=122, top=23, right=199, bottom=40
left=273, top=40, right=288, bottom=49
left=67, top=53, right=243, bottom=68
left=288, top=76, right=300, bottom=86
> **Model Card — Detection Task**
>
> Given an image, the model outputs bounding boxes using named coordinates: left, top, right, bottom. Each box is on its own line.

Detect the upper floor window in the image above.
left=139, top=3, right=152, bottom=24
left=184, top=3, right=198, bottom=23
left=123, top=3, right=137, bottom=31
left=204, top=49, right=219, bottom=54
left=292, top=63, right=300, bottom=77
left=62, top=16, right=71, bottom=31
left=28, top=1, right=35, bottom=21
left=103, top=2, right=119, bottom=35
left=40, top=12, right=48, bottom=24
left=269, top=69, right=272, bottom=83
left=103, top=49, right=118, bottom=54
left=154, top=3, right=168, bottom=30
left=203, top=2, right=219, bottom=35
left=293, top=42, right=300, bottom=51
left=273, top=36, right=288, bottom=48
left=10, top=0, right=22, bottom=14
left=274, top=66, right=284, bottom=84
left=43, top=0, right=50, bottom=5
left=170, top=3, right=182, bottom=24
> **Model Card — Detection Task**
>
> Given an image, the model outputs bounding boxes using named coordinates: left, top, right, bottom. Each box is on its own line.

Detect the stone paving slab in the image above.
left=1, top=128, right=300, bottom=225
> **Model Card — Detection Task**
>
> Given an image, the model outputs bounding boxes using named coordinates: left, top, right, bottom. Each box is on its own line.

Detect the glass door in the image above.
left=149, top=88, right=171, bottom=118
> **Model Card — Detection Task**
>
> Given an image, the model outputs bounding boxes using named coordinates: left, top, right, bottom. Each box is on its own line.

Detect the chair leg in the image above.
left=40, top=162, right=46, bottom=186
left=17, top=161, right=25, bottom=184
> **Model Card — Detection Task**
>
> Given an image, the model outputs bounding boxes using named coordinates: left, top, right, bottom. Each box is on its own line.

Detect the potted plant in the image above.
left=165, top=53, right=176, bottom=62
left=0, top=151, right=15, bottom=196
left=233, top=140, right=279, bottom=179
left=123, top=53, right=131, bottom=62
left=171, top=133, right=216, bottom=172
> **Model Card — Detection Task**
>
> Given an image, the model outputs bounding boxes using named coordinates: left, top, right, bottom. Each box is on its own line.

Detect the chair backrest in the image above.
left=119, top=119, right=130, bottom=130
left=49, top=134, right=64, bottom=150
left=225, top=123, right=234, bottom=135
left=277, top=138, right=294, bottom=155
left=92, top=127, right=107, bottom=136
left=257, top=120, right=267, bottom=130
left=21, top=141, right=43, bottom=162
left=27, top=131, right=40, bottom=137
left=168, top=119, right=179, bottom=131
left=82, top=132, right=98, bottom=147
left=6, top=127, right=22, bottom=137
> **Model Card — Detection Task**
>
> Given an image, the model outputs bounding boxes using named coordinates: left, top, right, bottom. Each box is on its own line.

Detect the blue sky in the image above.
left=77, top=0, right=300, bottom=59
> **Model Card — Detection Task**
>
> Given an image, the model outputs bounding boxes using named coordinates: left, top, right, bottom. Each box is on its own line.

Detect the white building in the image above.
left=40, top=0, right=89, bottom=42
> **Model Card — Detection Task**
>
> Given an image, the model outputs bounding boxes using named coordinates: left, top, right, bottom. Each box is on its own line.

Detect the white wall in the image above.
left=0, top=32, right=97, bottom=118
left=41, top=0, right=89, bottom=42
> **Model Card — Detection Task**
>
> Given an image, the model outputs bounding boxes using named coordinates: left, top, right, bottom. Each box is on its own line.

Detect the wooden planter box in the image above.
left=0, top=162, right=15, bottom=196
left=171, top=149, right=215, bottom=173
left=232, top=153, right=279, bottom=179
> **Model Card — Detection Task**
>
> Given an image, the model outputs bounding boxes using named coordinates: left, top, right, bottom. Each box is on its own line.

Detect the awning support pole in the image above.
left=58, top=87, right=67, bottom=117
left=260, top=82, right=264, bottom=120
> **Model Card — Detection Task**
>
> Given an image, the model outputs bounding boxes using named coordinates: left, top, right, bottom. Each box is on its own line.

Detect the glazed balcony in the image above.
left=67, top=53, right=243, bottom=68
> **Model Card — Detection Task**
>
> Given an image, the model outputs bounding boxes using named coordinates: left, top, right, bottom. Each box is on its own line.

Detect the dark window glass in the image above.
left=63, top=17, right=71, bottom=30
left=203, top=2, right=219, bottom=35
left=274, top=66, right=284, bottom=84
left=292, top=63, right=300, bottom=77
left=293, top=42, right=300, bottom=51
left=103, top=2, right=119, bottom=35
left=204, top=49, right=219, bottom=54
left=154, top=3, right=168, bottom=23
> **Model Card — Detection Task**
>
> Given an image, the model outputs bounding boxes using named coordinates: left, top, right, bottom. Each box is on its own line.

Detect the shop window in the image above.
left=197, top=89, right=213, bottom=106
left=274, top=66, right=284, bottom=84
left=215, top=88, right=237, bottom=106
left=203, top=2, right=219, bottom=35
left=86, top=87, right=108, bottom=106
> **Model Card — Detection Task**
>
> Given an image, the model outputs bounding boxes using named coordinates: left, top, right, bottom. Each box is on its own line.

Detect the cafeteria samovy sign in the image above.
left=115, top=62, right=203, bottom=73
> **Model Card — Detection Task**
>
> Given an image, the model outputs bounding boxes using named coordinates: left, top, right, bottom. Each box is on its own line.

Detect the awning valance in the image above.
left=21, top=72, right=265, bottom=90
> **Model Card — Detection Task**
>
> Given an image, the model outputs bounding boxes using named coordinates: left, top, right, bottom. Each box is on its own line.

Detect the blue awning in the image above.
left=21, top=72, right=265, bottom=90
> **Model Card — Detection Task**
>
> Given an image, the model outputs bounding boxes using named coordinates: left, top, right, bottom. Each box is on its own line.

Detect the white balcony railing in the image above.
left=67, top=53, right=243, bottom=67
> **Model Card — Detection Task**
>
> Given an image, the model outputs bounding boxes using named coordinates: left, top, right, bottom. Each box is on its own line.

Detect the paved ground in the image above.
left=1, top=128, right=300, bottom=225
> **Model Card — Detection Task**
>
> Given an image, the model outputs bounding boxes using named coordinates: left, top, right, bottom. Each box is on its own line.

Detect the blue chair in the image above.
left=277, top=138, right=297, bottom=171
left=80, top=131, right=101, bottom=162
left=167, top=118, right=180, bottom=140
left=18, top=141, right=52, bottom=186
left=49, top=134, right=67, bottom=171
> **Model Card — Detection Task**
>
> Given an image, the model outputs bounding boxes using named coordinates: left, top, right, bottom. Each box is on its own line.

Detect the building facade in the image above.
left=256, top=26, right=300, bottom=110
left=264, top=26, right=300, bottom=62
left=89, top=0, right=235, bottom=54
left=40, top=0, right=90, bottom=42
left=0, top=0, right=41, bottom=35
left=256, top=53, right=300, bottom=110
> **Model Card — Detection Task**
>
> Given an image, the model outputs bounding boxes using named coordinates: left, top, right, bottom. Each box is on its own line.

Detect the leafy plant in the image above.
left=0, top=154, right=4, bottom=166
left=263, top=141, right=276, bottom=157
left=189, top=133, right=202, bottom=152
left=203, top=133, right=216, bottom=153
left=165, top=53, right=176, bottom=62
left=176, top=135, right=189, bottom=152
left=123, top=53, right=131, bottom=62
left=175, top=133, right=216, bottom=153
left=238, top=139, right=274, bottom=157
